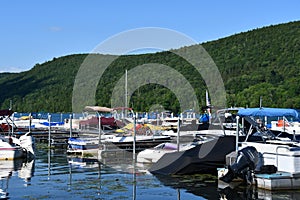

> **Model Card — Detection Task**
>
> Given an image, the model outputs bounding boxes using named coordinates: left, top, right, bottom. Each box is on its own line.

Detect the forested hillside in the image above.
left=202, top=21, right=300, bottom=108
left=1, top=21, right=300, bottom=113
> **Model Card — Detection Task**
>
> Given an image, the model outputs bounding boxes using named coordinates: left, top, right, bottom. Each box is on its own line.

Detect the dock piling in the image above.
left=48, top=114, right=51, bottom=148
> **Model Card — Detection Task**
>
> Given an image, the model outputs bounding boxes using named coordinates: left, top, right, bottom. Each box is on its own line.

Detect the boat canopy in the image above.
left=0, top=109, right=13, bottom=117
left=84, top=106, right=113, bottom=113
left=113, top=107, right=133, bottom=111
left=238, top=107, right=299, bottom=118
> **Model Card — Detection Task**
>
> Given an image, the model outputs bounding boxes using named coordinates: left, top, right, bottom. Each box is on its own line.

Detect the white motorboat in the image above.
left=137, top=142, right=181, bottom=164
left=0, top=132, right=34, bottom=160
left=103, top=122, right=172, bottom=152
left=161, top=117, right=179, bottom=130
left=0, top=109, right=64, bottom=132
left=67, top=137, right=99, bottom=155
left=270, top=117, right=300, bottom=136
left=219, top=107, right=300, bottom=190
left=13, top=117, right=63, bottom=130
left=0, top=138, right=25, bottom=160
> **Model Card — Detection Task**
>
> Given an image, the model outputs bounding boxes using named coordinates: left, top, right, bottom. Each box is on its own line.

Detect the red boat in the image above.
left=79, top=116, right=117, bottom=129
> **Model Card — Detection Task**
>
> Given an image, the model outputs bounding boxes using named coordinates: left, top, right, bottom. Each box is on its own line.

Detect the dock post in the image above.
left=69, top=114, right=72, bottom=138
left=133, top=114, right=136, bottom=160
left=48, top=114, right=51, bottom=148
left=236, top=116, right=240, bottom=152
left=177, top=117, right=180, bottom=151
left=98, top=112, right=102, bottom=145
left=29, top=113, right=32, bottom=133
left=12, top=112, right=15, bottom=135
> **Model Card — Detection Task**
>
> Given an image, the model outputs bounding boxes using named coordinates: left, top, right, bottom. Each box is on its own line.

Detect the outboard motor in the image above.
left=220, top=146, right=259, bottom=184
left=19, top=132, right=35, bottom=158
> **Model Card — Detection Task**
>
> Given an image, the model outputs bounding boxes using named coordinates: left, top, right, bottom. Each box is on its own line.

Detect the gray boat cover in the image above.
left=149, top=135, right=236, bottom=175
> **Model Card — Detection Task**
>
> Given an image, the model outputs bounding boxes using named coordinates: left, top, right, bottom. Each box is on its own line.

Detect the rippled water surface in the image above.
left=2, top=144, right=300, bottom=200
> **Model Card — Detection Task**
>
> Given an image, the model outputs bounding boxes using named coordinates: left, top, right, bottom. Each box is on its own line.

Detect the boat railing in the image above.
left=242, top=116, right=276, bottom=142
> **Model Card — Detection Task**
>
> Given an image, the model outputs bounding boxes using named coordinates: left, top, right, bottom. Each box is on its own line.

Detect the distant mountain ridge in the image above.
left=1, top=20, right=300, bottom=113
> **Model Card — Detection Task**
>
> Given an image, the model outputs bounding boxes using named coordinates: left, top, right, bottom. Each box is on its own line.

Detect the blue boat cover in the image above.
left=238, top=107, right=299, bottom=118
left=40, top=121, right=64, bottom=126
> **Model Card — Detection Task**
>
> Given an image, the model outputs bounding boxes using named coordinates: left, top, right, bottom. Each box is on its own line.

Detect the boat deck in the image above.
left=255, top=172, right=300, bottom=190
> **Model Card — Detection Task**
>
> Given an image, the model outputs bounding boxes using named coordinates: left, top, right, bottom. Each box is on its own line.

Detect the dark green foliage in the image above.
left=1, top=21, right=300, bottom=112
left=0, top=54, right=87, bottom=112
left=203, top=21, right=300, bottom=108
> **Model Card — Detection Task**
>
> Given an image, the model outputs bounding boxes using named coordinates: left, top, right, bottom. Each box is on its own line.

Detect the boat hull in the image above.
left=111, top=136, right=172, bottom=152
left=67, top=137, right=98, bottom=151
left=0, top=147, right=25, bottom=160
left=241, top=142, right=300, bottom=174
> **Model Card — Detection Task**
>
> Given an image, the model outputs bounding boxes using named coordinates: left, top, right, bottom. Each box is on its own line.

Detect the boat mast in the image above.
left=9, top=100, right=12, bottom=110
left=125, top=69, right=128, bottom=117
left=259, top=96, right=262, bottom=108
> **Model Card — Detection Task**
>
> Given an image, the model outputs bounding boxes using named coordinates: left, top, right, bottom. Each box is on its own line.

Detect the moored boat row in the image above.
left=2, top=105, right=300, bottom=192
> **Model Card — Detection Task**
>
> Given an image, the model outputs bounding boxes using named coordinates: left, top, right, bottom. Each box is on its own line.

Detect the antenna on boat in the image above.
left=259, top=96, right=262, bottom=108
left=9, top=100, right=12, bottom=110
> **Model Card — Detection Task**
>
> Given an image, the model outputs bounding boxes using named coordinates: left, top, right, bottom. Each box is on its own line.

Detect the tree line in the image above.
left=1, top=21, right=300, bottom=113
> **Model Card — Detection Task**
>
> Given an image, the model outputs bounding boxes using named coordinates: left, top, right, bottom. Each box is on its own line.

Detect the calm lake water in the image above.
left=2, top=143, right=300, bottom=200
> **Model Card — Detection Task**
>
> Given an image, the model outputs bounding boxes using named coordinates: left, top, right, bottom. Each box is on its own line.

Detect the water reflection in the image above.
left=68, top=155, right=140, bottom=200
left=4, top=145, right=300, bottom=199
left=67, top=156, right=101, bottom=196
left=155, top=173, right=300, bottom=200
left=98, top=149, right=195, bottom=200
left=0, top=158, right=35, bottom=199
left=98, top=148, right=300, bottom=200
left=219, top=185, right=259, bottom=200
left=58, top=148, right=300, bottom=200
left=153, top=173, right=219, bottom=199
left=219, top=183, right=300, bottom=200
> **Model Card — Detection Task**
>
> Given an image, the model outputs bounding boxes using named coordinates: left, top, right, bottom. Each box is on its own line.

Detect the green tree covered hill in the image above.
left=1, top=21, right=300, bottom=113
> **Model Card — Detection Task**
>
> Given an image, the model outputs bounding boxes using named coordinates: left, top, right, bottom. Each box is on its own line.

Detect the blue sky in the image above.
left=1, top=0, right=300, bottom=72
